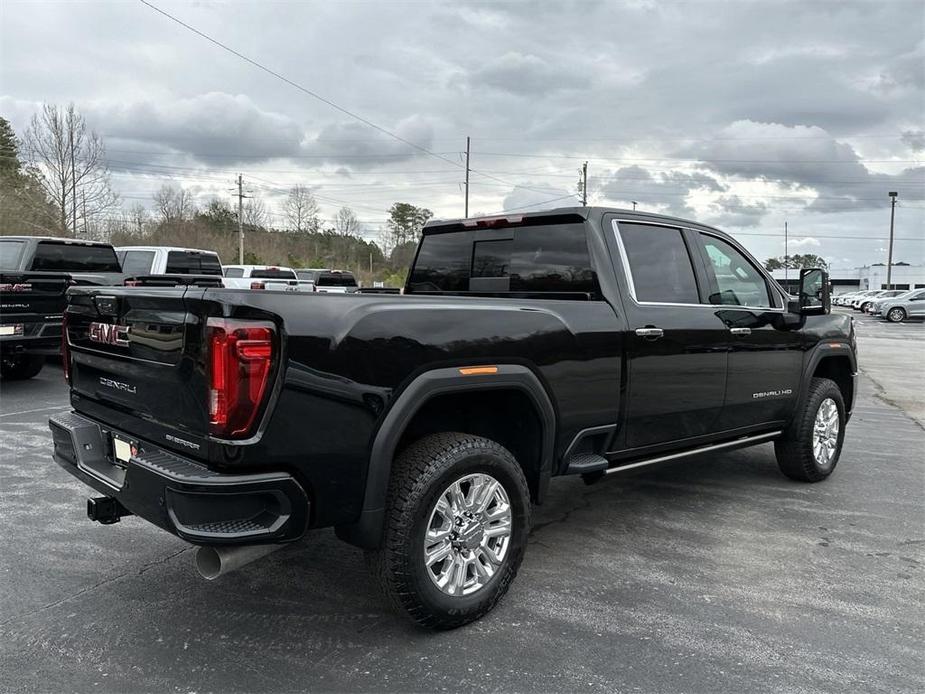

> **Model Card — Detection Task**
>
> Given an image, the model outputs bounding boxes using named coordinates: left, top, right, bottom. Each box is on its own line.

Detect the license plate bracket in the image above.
left=110, top=434, right=137, bottom=466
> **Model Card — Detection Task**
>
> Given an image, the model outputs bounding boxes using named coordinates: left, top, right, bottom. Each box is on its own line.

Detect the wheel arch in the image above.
left=336, top=364, right=556, bottom=549
left=803, top=345, right=857, bottom=420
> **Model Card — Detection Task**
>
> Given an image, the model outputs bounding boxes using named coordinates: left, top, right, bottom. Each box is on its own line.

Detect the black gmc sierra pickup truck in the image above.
left=48, top=208, right=856, bottom=628
left=1, top=236, right=123, bottom=380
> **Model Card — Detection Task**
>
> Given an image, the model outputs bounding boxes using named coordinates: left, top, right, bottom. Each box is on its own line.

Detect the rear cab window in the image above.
left=407, top=218, right=599, bottom=298
left=120, top=250, right=155, bottom=275
left=0, top=239, right=27, bottom=270
left=317, top=272, right=357, bottom=287
left=250, top=268, right=297, bottom=280
left=224, top=267, right=244, bottom=278
left=30, top=241, right=121, bottom=273
left=166, top=251, right=223, bottom=275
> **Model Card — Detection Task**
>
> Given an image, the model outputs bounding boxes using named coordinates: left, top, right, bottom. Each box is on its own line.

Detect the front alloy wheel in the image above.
left=812, top=398, right=840, bottom=467
left=887, top=307, right=906, bottom=323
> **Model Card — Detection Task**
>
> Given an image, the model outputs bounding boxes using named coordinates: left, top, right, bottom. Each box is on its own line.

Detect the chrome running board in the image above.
left=605, top=431, right=783, bottom=475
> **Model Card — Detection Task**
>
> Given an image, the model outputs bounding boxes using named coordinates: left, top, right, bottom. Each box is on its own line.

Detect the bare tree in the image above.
left=243, top=197, right=268, bottom=228
left=284, top=184, right=319, bottom=233
left=126, top=203, right=150, bottom=235
left=152, top=184, right=195, bottom=225
left=24, top=103, right=118, bottom=235
left=334, top=206, right=361, bottom=237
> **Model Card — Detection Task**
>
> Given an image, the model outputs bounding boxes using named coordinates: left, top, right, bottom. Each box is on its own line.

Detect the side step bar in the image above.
left=602, top=431, right=783, bottom=476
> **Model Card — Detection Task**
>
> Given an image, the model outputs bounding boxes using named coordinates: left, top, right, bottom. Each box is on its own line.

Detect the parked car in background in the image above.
left=849, top=290, right=884, bottom=311
left=222, top=265, right=308, bottom=291
left=116, top=246, right=223, bottom=280
left=1, top=236, right=124, bottom=380
left=833, top=292, right=860, bottom=307
left=863, top=290, right=905, bottom=314
left=296, top=268, right=359, bottom=293
left=879, top=289, right=925, bottom=322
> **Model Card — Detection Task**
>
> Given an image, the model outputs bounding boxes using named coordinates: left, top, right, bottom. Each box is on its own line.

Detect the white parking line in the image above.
left=0, top=405, right=70, bottom=418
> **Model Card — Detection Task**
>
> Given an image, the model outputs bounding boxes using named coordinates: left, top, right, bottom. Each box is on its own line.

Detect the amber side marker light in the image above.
left=458, top=366, right=499, bottom=376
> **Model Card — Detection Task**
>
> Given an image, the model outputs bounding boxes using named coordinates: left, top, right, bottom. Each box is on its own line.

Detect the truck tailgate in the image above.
left=66, top=286, right=211, bottom=456
left=1, top=271, right=71, bottom=339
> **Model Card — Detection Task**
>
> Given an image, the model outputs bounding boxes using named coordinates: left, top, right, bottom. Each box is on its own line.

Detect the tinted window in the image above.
left=510, top=225, right=596, bottom=293
left=120, top=250, right=155, bottom=275
left=251, top=268, right=297, bottom=280
left=618, top=224, right=699, bottom=303
left=296, top=270, right=316, bottom=281
left=224, top=267, right=244, bottom=278
left=472, top=240, right=512, bottom=278
left=30, top=242, right=121, bottom=273
left=317, top=272, right=357, bottom=287
left=166, top=251, right=223, bottom=275
left=699, top=234, right=771, bottom=307
left=0, top=240, right=26, bottom=270
left=408, top=232, right=471, bottom=291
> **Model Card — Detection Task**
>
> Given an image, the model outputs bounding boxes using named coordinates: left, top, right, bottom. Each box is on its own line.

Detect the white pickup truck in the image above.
left=116, top=246, right=224, bottom=280
left=222, top=265, right=311, bottom=292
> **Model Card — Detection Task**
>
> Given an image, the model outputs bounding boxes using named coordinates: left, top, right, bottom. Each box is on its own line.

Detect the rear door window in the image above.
left=30, top=242, right=121, bottom=273
left=617, top=223, right=700, bottom=304
left=224, top=267, right=244, bottom=278
left=0, top=239, right=26, bottom=270
left=120, top=250, right=155, bottom=275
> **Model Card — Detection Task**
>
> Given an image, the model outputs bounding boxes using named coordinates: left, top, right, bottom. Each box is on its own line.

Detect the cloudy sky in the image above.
left=1, top=0, right=923, bottom=267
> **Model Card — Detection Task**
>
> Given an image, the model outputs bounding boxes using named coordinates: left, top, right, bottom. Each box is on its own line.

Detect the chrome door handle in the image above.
left=635, top=327, right=664, bottom=338
left=729, top=327, right=752, bottom=336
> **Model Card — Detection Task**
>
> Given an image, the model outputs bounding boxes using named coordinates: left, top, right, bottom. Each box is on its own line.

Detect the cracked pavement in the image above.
left=1, top=335, right=923, bottom=693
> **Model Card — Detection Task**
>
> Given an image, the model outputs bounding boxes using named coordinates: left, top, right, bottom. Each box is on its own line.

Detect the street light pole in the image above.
left=887, top=192, right=897, bottom=290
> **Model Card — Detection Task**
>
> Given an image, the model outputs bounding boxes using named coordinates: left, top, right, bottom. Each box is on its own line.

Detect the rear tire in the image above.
left=886, top=307, right=906, bottom=323
left=0, top=354, right=44, bottom=381
left=366, top=432, right=531, bottom=630
left=775, top=377, right=845, bottom=482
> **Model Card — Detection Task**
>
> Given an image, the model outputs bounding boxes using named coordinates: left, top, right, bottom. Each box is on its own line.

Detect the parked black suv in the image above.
left=49, top=208, right=856, bottom=628
left=1, top=236, right=123, bottom=380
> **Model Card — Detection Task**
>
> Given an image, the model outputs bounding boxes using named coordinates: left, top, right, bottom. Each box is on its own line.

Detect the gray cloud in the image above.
left=460, top=52, right=589, bottom=96
left=300, top=115, right=435, bottom=167
left=597, top=166, right=727, bottom=217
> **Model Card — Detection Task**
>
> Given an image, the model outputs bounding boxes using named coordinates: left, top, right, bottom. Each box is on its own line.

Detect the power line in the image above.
left=137, top=0, right=556, bottom=198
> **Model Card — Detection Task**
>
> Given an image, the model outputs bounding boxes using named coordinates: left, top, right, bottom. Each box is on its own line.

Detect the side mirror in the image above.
left=788, top=268, right=829, bottom=315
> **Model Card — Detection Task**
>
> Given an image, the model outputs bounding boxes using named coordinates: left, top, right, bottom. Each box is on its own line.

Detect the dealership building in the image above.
left=772, top=264, right=925, bottom=295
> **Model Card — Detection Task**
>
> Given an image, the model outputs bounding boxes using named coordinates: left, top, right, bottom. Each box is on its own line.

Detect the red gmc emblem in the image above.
left=88, top=322, right=130, bottom=347
left=0, top=283, right=32, bottom=293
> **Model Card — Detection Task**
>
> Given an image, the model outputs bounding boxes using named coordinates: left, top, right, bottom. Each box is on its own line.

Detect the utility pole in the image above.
left=578, top=161, right=588, bottom=206
left=631, top=201, right=637, bottom=211
left=784, top=221, right=789, bottom=285
left=887, top=192, right=897, bottom=289
left=237, top=174, right=245, bottom=264
left=464, top=136, right=470, bottom=218
left=69, top=126, right=77, bottom=236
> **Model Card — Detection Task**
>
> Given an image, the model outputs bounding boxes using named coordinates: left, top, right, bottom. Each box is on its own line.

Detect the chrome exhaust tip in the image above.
left=195, top=543, right=282, bottom=580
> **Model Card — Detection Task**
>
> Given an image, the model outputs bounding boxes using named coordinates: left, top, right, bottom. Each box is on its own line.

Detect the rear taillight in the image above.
left=61, top=312, right=71, bottom=384
left=250, top=281, right=265, bottom=290
left=207, top=318, right=275, bottom=438
left=124, top=279, right=141, bottom=287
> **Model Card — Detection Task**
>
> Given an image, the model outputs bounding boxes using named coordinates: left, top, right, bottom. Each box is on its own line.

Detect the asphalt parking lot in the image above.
left=1, top=319, right=923, bottom=693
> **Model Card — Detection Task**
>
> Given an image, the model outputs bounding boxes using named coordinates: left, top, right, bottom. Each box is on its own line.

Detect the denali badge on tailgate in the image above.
left=89, top=322, right=130, bottom=347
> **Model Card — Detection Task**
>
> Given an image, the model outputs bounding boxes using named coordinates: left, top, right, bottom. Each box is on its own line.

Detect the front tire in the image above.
left=0, top=354, right=44, bottom=381
left=886, top=307, right=906, bottom=323
left=366, top=432, right=531, bottom=629
left=775, top=378, right=845, bottom=482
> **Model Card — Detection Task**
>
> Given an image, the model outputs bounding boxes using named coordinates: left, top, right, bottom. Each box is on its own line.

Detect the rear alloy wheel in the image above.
left=366, top=432, right=531, bottom=629
left=887, top=307, right=906, bottom=323
left=0, top=354, right=44, bottom=381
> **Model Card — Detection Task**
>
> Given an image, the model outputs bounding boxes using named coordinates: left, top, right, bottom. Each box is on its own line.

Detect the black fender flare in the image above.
left=798, top=341, right=858, bottom=418
left=336, top=364, right=556, bottom=549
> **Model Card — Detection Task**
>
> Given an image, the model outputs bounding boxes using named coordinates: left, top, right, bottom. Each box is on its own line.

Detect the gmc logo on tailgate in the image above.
left=88, top=322, right=130, bottom=347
